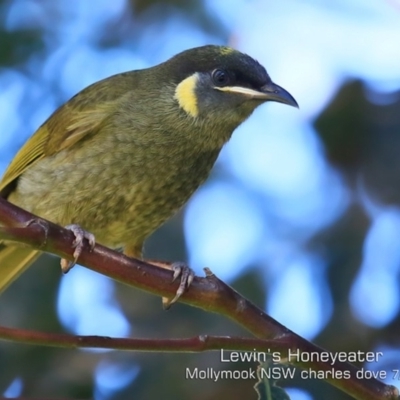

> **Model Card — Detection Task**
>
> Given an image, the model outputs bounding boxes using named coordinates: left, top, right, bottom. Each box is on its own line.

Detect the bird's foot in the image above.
left=60, top=224, right=96, bottom=273
left=162, top=262, right=195, bottom=309
left=25, top=218, right=49, bottom=247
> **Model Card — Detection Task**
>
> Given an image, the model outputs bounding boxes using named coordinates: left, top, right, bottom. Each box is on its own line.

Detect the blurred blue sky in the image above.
left=1, top=0, right=400, bottom=398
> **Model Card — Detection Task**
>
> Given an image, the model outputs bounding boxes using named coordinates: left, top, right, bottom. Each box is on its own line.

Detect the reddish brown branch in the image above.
left=0, top=197, right=398, bottom=400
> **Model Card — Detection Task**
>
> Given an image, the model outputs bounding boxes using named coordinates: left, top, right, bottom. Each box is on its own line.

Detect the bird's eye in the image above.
left=212, top=69, right=230, bottom=86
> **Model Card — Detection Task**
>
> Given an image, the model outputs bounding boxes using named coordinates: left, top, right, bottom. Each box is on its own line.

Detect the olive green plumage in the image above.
left=0, top=45, right=297, bottom=292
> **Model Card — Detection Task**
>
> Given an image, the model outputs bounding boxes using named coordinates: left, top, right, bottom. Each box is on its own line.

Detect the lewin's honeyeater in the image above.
left=0, top=45, right=298, bottom=305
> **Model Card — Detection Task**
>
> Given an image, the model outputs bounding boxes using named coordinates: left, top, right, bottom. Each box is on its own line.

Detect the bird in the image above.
left=0, top=45, right=297, bottom=306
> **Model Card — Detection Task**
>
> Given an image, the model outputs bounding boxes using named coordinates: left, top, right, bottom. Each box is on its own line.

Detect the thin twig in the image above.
left=0, top=325, right=287, bottom=352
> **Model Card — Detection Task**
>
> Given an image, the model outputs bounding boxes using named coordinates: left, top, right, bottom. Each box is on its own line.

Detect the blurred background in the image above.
left=0, top=0, right=400, bottom=399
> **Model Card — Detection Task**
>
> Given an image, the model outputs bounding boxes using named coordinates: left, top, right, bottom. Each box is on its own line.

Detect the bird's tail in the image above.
left=0, top=244, right=40, bottom=293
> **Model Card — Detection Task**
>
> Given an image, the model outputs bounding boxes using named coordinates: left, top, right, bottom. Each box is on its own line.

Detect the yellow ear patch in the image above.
left=174, top=73, right=199, bottom=118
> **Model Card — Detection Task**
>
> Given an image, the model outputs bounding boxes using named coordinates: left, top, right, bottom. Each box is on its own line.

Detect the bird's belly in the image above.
left=10, top=145, right=219, bottom=249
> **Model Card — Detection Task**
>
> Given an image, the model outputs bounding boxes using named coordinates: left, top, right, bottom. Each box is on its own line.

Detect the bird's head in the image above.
left=162, top=45, right=298, bottom=128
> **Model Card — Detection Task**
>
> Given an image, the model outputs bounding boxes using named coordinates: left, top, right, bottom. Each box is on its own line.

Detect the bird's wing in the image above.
left=0, top=74, right=134, bottom=195
left=0, top=105, right=109, bottom=195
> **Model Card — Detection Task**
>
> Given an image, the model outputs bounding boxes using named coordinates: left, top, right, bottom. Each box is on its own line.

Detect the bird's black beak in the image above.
left=259, top=81, right=299, bottom=108
left=214, top=81, right=298, bottom=108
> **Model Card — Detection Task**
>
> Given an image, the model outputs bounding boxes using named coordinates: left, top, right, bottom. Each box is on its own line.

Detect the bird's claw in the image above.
left=60, top=224, right=96, bottom=273
left=163, top=262, right=195, bottom=309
